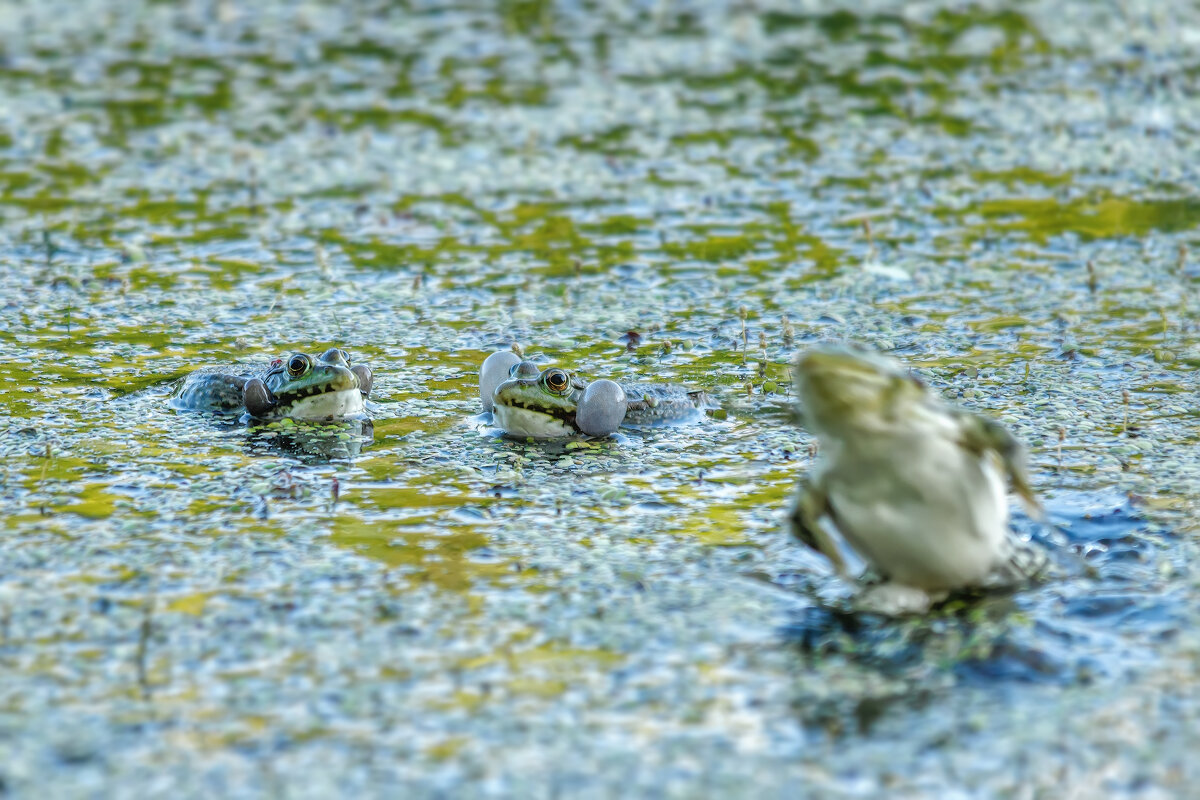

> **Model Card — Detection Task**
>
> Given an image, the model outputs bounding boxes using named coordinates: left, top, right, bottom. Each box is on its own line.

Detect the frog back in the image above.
left=619, top=383, right=709, bottom=426
left=170, top=365, right=259, bottom=414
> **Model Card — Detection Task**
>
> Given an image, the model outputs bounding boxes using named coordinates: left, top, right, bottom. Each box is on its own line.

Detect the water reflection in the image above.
left=243, top=418, right=374, bottom=463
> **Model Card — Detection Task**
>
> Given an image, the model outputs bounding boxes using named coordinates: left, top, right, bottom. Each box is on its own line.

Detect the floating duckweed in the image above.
left=2, top=0, right=1199, bottom=797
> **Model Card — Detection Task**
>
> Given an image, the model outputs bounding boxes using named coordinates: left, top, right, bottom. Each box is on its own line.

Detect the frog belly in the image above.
left=827, top=443, right=1008, bottom=590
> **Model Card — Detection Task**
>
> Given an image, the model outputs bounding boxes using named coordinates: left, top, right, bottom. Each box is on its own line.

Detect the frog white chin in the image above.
left=287, top=389, right=365, bottom=420
left=492, top=403, right=575, bottom=439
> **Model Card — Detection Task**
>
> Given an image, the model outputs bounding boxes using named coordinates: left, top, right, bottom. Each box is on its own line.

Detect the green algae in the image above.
left=2, top=0, right=1200, bottom=797
left=968, top=195, right=1200, bottom=243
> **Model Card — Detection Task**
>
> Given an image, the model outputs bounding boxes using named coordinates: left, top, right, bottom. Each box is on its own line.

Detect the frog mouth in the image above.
left=275, top=367, right=358, bottom=404
left=248, top=366, right=362, bottom=419
left=492, top=402, right=578, bottom=439
left=492, top=398, right=576, bottom=426
left=277, top=381, right=353, bottom=403
left=282, top=388, right=366, bottom=420
left=492, top=378, right=578, bottom=426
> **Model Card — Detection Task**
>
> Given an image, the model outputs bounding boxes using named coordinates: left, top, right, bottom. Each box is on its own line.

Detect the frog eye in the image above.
left=339, top=349, right=351, bottom=364
left=287, top=354, right=311, bottom=377
left=543, top=369, right=570, bottom=394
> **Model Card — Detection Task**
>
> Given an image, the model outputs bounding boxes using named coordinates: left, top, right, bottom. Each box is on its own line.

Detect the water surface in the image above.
left=2, top=0, right=1200, bottom=795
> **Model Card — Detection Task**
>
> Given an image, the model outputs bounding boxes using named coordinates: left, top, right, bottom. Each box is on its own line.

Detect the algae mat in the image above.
left=2, top=0, right=1200, bottom=796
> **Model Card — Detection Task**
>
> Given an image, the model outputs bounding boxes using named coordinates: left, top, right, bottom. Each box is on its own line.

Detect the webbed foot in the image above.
left=854, top=583, right=944, bottom=616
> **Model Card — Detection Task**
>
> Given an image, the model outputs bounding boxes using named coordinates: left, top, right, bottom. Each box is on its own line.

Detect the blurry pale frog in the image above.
left=171, top=348, right=374, bottom=422
left=788, top=345, right=1043, bottom=614
left=478, top=350, right=709, bottom=439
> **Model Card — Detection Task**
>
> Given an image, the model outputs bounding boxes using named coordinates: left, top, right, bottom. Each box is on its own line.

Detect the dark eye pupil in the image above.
left=289, top=357, right=306, bottom=372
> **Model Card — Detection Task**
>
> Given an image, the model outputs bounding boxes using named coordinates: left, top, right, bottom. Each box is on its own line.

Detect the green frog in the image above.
left=788, top=345, right=1042, bottom=614
left=479, top=350, right=709, bottom=439
left=171, top=348, right=374, bottom=422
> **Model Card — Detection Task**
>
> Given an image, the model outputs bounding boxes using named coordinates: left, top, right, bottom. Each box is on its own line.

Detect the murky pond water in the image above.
left=3, top=0, right=1200, bottom=795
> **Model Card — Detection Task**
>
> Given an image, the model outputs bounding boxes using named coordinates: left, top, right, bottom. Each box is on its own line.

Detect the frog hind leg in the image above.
left=787, top=478, right=849, bottom=576
left=956, top=412, right=1042, bottom=517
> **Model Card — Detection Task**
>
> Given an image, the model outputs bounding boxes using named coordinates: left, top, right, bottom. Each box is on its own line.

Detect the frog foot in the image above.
left=853, top=583, right=947, bottom=616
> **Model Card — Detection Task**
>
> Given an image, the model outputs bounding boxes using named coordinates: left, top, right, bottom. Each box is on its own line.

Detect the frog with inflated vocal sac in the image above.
left=171, top=348, right=373, bottom=422
left=479, top=350, right=709, bottom=439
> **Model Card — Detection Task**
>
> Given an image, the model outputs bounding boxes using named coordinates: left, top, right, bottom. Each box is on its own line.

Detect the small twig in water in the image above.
left=739, top=306, right=748, bottom=365
left=862, top=219, right=876, bottom=262
left=136, top=600, right=154, bottom=700
left=248, top=163, right=259, bottom=213
left=316, top=245, right=331, bottom=279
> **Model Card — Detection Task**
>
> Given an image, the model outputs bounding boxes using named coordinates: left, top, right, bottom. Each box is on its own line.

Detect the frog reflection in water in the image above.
left=788, top=346, right=1044, bottom=615
left=479, top=350, right=709, bottom=439
left=171, top=348, right=374, bottom=422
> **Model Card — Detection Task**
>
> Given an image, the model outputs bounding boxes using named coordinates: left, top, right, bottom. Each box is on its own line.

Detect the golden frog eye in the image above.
left=287, top=354, right=311, bottom=377
left=543, top=369, right=569, bottom=393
